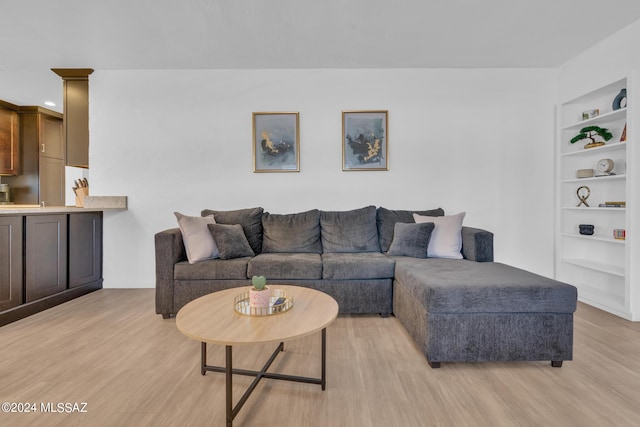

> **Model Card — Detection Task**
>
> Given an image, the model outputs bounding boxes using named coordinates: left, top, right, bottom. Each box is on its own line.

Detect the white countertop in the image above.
left=0, top=205, right=124, bottom=215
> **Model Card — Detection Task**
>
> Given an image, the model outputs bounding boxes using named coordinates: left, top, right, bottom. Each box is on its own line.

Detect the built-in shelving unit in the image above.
left=556, top=77, right=638, bottom=320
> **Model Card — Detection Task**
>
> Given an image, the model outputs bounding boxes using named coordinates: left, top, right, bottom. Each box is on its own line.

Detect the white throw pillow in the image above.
left=413, top=212, right=466, bottom=259
left=174, top=212, right=219, bottom=263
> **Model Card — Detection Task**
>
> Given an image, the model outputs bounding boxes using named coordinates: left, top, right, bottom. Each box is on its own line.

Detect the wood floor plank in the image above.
left=1, top=289, right=640, bottom=426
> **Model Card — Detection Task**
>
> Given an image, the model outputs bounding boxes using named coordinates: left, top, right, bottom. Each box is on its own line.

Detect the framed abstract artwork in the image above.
left=252, top=112, right=300, bottom=172
left=342, top=110, right=388, bottom=171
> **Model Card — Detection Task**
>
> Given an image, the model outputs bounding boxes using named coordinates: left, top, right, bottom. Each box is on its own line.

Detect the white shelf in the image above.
left=562, top=259, right=625, bottom=277
left=562, top=108, right=626, bottom=130
left=561, top=141, right=627, bottom=157
left=561, top=207, right=626, bottom=212
left=561, top=174, right=625, bottom=184
left=561, top=233, right=626, bottom=244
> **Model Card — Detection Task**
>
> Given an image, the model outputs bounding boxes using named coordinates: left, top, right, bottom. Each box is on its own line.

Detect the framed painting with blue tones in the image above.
left=342, top=110, right=388, bottom=171
left=252, top=112, right=300, bottom=172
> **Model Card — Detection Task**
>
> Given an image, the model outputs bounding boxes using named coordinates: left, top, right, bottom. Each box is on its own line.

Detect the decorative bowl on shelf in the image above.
left=579, top=224, right=594, bottom=235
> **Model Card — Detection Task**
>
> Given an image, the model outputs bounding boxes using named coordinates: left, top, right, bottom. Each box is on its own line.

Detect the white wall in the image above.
left=88, top=68, right=557, bottom=288
left=559, top=21, right=640, bottom=101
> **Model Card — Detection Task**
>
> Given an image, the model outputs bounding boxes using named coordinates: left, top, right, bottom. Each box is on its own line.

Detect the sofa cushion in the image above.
left=320, top=206, right=380, bottom=253
left=201, top=207, right=264, bottom=255
left=386, top=222, right=435, bottom=258
left=261, top=210, right=322, bottom=253
left=376, top=207, right=444, bottom=252
left=174, top=257, right=251, bottom=280
left=414, top=212, right=466, bottom=259
left=208, top=224, right=255, bottom=260
left=322, top=252, right=395, bottom=280
left=174, top=212, right=219, bottom=263
left=248, top=253, right=322, bottom=280
left=392, top=258, right=577, bottom=314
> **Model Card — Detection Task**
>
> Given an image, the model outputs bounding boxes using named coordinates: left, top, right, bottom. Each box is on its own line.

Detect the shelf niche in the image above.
left=556, top=76, right=637, bottom=321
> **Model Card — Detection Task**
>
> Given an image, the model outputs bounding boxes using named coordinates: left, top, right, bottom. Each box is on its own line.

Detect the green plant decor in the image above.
left=251, top=275, right=267, bottom=291
left=570, top=126, right=613, bottom=148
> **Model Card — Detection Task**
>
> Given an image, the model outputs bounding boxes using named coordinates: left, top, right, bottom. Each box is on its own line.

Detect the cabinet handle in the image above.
left=41, top=144, right=45, bottom=153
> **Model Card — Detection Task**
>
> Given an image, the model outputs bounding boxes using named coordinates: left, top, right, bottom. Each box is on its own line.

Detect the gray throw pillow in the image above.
left=207, top=224, right=255, bottom=260
left=201, top=207, right=264, bottom=255
left=386, top=222, right=435, bottom=258
left=376, top=207, right=444, bottom=252
left=320, top=206, right=380, bottom=253
left=262, top=210, right=322, bottom=253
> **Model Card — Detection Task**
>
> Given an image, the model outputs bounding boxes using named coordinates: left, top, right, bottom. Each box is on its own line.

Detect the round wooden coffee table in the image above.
left=176, top=285, right=339, bottom=427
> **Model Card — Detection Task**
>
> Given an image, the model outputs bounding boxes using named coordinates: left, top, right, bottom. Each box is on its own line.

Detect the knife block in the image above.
left=75, top=187, right=89, bottom=207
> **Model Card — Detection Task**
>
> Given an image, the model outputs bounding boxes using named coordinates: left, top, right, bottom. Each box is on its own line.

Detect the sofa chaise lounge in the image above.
left=155, top=206, right=577, bottom=367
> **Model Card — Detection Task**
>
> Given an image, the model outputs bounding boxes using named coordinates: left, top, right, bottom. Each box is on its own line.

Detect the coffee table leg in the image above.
left=201, top=342, right=207, bottom=376
left=321, top=328, right=326, bottom=390
left=226, top=345, right=233, bottom=427
left=202, top=331, right=327, bottom=426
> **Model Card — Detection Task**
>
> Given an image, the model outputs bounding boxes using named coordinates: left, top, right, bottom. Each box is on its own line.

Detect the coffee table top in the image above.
left=176, top=285, right=339, bottom=346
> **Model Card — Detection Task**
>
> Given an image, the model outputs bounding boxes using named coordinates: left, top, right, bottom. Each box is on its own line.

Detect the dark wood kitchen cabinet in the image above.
left=52, top=68, right=93, bottom=168
left=0, top=102, right=20, bottom=176
left=0, top=216, right=23, bottom=311
left=0, top=211, right=103, bottom=326
left=69, top=212, right=102, bottom=288
left=3, top=107, right=65, bottom=206
left=25, top=214, right=68, bottom=302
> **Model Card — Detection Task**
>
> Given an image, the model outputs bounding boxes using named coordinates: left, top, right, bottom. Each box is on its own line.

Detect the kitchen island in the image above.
left=0, top=206, right=122, bottom=326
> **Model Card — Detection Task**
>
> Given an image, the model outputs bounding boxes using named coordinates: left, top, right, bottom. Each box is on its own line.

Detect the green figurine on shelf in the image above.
left=570, top=126, right=613, bottom=149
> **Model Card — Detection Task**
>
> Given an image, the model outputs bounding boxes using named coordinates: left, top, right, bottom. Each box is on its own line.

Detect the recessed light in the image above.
left=44, top=101, right=56, bottom=107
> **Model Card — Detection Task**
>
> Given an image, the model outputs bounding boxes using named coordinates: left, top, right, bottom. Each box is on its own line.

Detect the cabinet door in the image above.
left=0, top=106, right=19, bottom=175
left=39, top=114, right=63, bottom=159
left=25, top=215, right=67, bottom=302
left=0, top=217, right=23, bottom=311
left=69, top=212, right=102, bottom=288
left=64, top=78, right=90, bottom=168
left=39, top=156, right=65, bottom=206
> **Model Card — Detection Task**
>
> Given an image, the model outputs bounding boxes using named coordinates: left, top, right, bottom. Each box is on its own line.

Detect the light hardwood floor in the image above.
left=1, top=289, right=639, bottom=427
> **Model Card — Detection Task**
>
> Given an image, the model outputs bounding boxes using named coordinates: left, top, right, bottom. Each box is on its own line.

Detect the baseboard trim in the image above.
left=0, top=280, right=102, bottom=327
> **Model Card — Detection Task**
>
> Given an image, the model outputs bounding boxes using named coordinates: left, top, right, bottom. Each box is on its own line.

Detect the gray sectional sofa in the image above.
left=155, top=205, right=577, bottom=367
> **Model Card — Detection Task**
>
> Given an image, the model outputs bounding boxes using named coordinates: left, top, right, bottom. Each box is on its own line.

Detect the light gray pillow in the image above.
left=207, top=224, right=255, bottom=260
left=413, top=212, right=466, bottom=259
left=320, top=206, right=380, bottom=253
left=174, top=212, right=219, bottom=264
left=262, top=210, right=322, bottom=253
left=386, top=222, right=435, bottom=258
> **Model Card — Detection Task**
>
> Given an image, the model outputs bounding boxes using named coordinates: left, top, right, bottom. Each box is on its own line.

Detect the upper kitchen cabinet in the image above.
left=0, top=101, right=20, bottom=176
left=3, top=107, right=65, bottom=206
left=52, top=68, right=93, bottom=168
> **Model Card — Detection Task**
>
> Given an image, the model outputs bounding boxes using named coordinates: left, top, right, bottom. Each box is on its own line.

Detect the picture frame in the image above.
left=252, top=112, right=300, bottom=172
left=342, top=110, right=388, bottom=171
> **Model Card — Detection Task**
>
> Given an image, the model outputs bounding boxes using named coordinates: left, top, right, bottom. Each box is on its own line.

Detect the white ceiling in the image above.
left=2, top=0, right=640, bottom=109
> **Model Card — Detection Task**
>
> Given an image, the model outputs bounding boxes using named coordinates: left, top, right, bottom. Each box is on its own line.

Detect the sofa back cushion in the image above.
left=261, top=210, right=322, bottom=253
left=376, top=207, right=444, bottom=252
left=320, top=206, right=380, bottom=253
left=201, top=207, right=264, bottom=255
